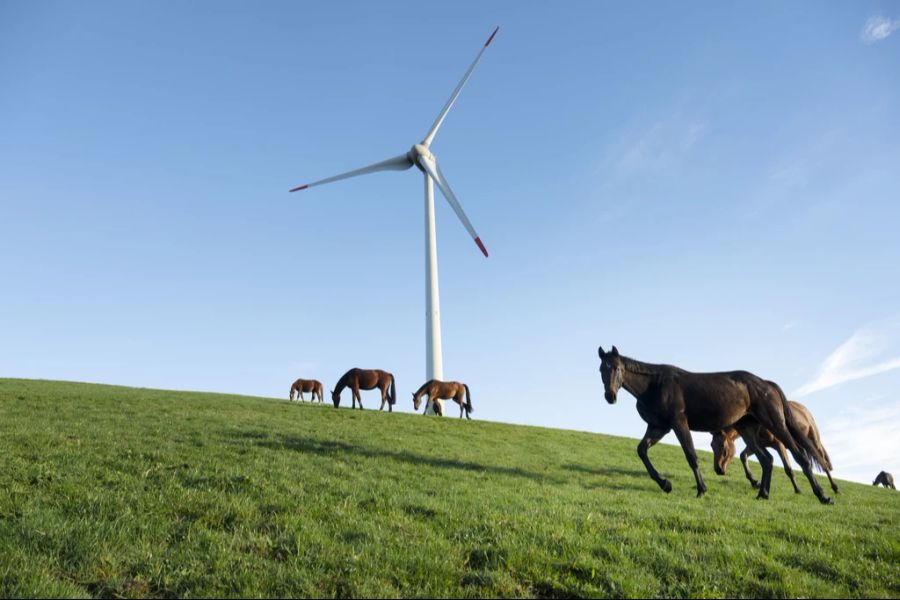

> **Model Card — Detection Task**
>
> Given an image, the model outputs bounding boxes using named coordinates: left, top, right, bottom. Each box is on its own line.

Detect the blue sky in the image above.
left=2, top=2, right=899, bottom=484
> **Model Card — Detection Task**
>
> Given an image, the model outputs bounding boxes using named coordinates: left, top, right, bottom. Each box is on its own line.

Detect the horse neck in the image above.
left=621, top=357, right=656, bottom=398
left=412, top=380, right=431, bottom=400
left=334, top=372, right=350, bottom=394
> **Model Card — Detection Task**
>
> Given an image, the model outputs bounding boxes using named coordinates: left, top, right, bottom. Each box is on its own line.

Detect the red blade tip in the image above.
left=485, top=27, right=499, bottom=47
left=475, top=237, right=489, bottom=257
left=289, top=184, right=309, bottom=192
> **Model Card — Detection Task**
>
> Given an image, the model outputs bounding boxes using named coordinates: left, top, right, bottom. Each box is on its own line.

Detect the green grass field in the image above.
left=1, top=378, right=897, bottom=598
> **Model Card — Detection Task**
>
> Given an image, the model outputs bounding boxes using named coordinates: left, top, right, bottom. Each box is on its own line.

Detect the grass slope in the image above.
left=1, top=378, right=898, bottom=598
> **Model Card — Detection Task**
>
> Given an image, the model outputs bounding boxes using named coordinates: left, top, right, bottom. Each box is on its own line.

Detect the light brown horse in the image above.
left=598, top=345, right=833, bottom=504
left=289, top=378, right=324, bottom=402
left=412, top=379, right=473, bottom=419
left=331, top=368, right=396, bottom=411
left=711, top=398, right=839, bottom=495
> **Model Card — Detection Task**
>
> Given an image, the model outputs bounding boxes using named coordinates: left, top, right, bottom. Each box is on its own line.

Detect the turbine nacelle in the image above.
left=410, top=143, right=435, bottom=173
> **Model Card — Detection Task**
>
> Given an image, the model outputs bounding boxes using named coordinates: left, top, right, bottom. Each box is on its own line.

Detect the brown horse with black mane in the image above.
left=289, top=378, right=324, bottom=402
left=711, top=397, right=839, bottom=495
left=412, top=379, right=473, bottom=419
left=331, top=368, right=396, bottom=411
left=598, top=345, right=833, bottom=504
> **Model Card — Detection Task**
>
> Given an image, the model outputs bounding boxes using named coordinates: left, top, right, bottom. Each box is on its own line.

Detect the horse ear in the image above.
left=598, top=346, right=606, bottom=358
left=611, top=345, right=619, bottom=356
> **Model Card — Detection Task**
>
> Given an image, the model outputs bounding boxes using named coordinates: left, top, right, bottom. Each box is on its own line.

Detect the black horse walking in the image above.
left=598, top=345, right=833, bottom=504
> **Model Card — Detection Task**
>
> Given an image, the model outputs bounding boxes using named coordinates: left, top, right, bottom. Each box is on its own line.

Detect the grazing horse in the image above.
left=412, top=379, right=473, bottom=419
left=873, top=471, right=895, bottom=489
left=598, top=345, right=833, bottom=504
left=289, top=378, right=324, bottom=402
left=711, top=398, right=839, bottom=494
left=331, top=368, right=396, bottom=411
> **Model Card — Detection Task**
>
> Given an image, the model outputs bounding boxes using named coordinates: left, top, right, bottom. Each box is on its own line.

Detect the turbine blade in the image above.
left=418, top=155, right=488, bottom=258
left=289, top=153, right=413, bottom=192
left=422, top=27, right=499, bottom=148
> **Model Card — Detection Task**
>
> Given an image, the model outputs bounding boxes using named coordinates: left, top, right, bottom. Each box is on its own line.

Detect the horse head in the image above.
left=412, top=392, right=422, bottom=411
left=331, top=389, right=340, bottom=407
left=598, top=345, right=624, bottom=404
left=711, top=431, right=737, bottom=475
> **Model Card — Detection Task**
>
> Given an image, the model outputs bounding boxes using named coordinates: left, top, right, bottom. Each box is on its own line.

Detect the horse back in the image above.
left=353, top=368, right=392, bottom=389
left=675, top=370, right=757, bottom=432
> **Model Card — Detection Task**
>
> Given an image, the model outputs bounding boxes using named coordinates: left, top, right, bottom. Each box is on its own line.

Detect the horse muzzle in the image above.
left=605, top=391, right=617, bottom=404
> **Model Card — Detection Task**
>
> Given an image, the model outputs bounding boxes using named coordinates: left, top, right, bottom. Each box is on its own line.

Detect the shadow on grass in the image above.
left=230, top=431, right=567, bottom=485
left=563, top=463, right=660, bottom=492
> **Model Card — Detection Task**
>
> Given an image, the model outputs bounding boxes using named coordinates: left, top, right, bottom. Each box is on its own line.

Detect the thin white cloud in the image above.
left=614, top=118, right=707, bottom=176
left=861, top=16, right=900, bottom=44
left=794, top=327, right=900, bottom=397
left=820, top=398, right=900, bottom=484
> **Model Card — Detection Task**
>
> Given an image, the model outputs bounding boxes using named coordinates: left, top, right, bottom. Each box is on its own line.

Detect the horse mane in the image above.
left=621, top=355, right=686, bottom=377
left=412, top=379, right=435, bottom=399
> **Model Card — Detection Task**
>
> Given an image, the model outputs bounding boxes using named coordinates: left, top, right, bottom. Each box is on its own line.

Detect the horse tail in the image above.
left=464, top=384, right=473, bottom=415
left=772, top=382, right=827, bottom=473
left=802, top=408, right=833, bottom=472
left=389, top=375, right=396, bottom=406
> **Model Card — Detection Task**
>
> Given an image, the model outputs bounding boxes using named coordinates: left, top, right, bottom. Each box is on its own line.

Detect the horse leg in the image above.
left=771, top=425, right=832, bottom=504
left=753, top=446, right=775, bottom=500
left=774, top=441, right=802, bottom=494
left=758, top=388, right=833, bottom=504
left=637, top=424, right=672, bottom=493
left=739, top=447, right=760, bottom=489
left=672, top=418, right=706, bottom=497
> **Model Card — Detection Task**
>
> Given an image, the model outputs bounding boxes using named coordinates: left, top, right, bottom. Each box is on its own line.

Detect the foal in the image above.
left=290, top=378, right=324, bottom=402
left=712, top=398, right=839, bottom=495
left=412, top=379, right=473, bottom=418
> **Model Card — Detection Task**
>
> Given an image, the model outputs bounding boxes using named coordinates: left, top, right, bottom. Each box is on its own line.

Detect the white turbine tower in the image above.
left=290, top=27, right=498, bottom=414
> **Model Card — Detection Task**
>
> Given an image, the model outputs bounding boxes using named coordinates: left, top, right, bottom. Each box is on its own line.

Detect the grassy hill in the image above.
left=1, top=378, right=897, bottom=598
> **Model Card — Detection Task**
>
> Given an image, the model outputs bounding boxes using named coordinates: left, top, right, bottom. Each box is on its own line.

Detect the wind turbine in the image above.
left=290, top=27, right=499, bottom=414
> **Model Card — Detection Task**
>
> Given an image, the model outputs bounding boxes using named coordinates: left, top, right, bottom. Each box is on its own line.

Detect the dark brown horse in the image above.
left=412, top=379, right=473, bottom=419
left=712, top=398, right=839, bottom=495
left=331, top=368, right=396, bottom=411
left=598, top=345, right=833, bottom=504
left=289, top=378, right=324, bottom=402
left=873, top=471, right=895, bottom=489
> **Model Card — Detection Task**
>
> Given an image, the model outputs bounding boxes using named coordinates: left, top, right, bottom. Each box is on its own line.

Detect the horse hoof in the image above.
left=661, top=480, right=672, bottom=493
left=696, top=489, right=706, bottom=498
left=750, top=481, right=760, bottom=490
left=820, top=496, right=834, bottom=505
left=755, top=493, right=769, bottom=500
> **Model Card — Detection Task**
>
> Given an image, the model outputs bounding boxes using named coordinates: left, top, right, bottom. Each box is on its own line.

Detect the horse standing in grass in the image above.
left=712, top=398, right=839, bottom=494
left=412, top=379, right=473, bottom=419
left=873, top=471, right=895, bottom=489
left=331, top=368, right=396, bottom=411
left=290, top=378, right=324, bottom=402
left=597, top=345, right=833, bottom=504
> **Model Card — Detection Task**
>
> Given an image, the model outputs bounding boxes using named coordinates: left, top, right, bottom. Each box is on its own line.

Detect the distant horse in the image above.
left=711, top=398, right=839, bottom=495
left=289, top=378, right=324, bottom=402
left=873, top=471, right=895, bottom=489
left=598, top=345, right=833, bottom=504
left=331, top=368, right=396, bottom=411
left=412, top=379, right=473, bottom=419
